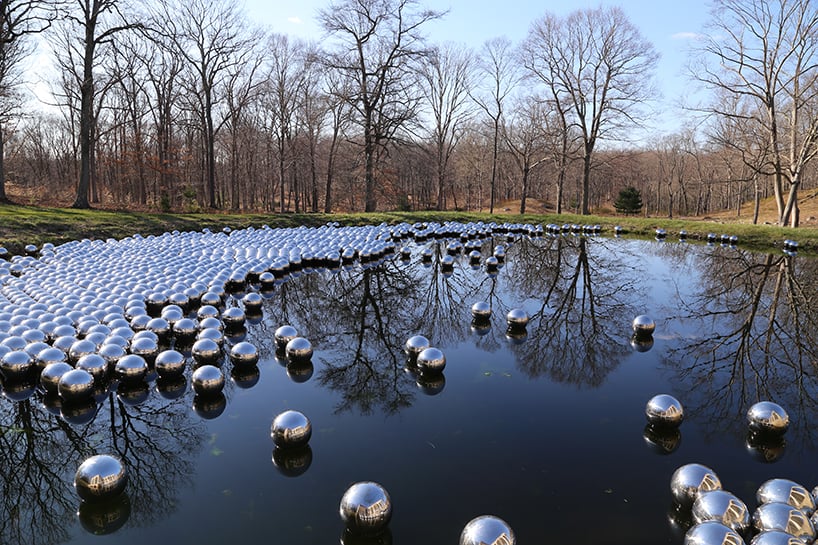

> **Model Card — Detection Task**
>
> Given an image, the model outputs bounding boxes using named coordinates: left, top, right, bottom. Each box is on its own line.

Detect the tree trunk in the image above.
left=0, top=123, right=8, bottom=203
left=580, top=149, right=591, bottom=215
left=73, top=20, right=96, bottom=210
left=364, top=128, right=376, bottom=212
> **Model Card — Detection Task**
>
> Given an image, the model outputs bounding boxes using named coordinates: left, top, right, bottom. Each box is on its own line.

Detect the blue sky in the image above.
left=244, top=0, right=713, bottom=137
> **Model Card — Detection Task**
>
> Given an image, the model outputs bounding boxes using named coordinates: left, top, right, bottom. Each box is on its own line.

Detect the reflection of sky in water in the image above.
left=2, top=236, right=817, bottom=544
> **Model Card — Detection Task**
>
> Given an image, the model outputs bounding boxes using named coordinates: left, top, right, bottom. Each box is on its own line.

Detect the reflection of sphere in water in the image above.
left=229, top=341, right=258, bottom=366
left=505, top=329, right=528, bottom=344
left=271, top=410, right=312, bottom=448
left=404, top=335, right=430, bottom=357
left=670, top=463, right=722, bottom=506
left=643, top=424, right=681, bottom=455
left=506, top=308, right=529, bottom=328
left=470, top=322, right=491, bottom=336
left=691, top=490, right=750, bottom=533
left=745, top=432, right=786, bottom=463
left=340, top=482, right=392, bottom=534
left=231, top=365, right=260, bottom=389
left=417, top=373, right=445, bottom=395
left=41, top=361, right=74, bottom=395
left=756, top=479, right=815, bottom=515
left=58, top=368, right=95, bottom=401
left=632, top=315, right=655, bottom=337
left=287, top=361, right=314, bottom=383
left=630, top=334, right=654, bottom=352
left=485, top=256, right=499, bottom=271
left=683, top=521, right=743, bottom=545
left=155, top=350, right=186, bottom=377
left=417, top=347, right=445, bottom=375
left=78, top=493, right=131, bottom=536
left=74, top=454, right=128, bottom=502
left=117, top=381, right=150, bottom=406
left=459, top=515, right=516, bottom=545
left=2, top=377, right=36, bottom=402
left=272, top=445, right=313, bottom=477
left=747, top=401, right=789, bottom=435
left=274, top=325, right=298, bottom=348
left=191, top=338, right=222, bottom=366
left=156, top=376, right=188, bottom=400
left=471, top=302, right=491, bottom=320
left=61, top=398, right=98, bottom=426
left=193, top=392, right=227, bottom=419
left=645, top=394, right=684, bottom=427
left=752, top=502, right=815, bottom=542
left=192, top=364, right=225, bottom=395
left=115, top=354, right=148, bottom=382
left=286, top=337, right=313, bottom=362
left=340, top=527, right=393, bottom=545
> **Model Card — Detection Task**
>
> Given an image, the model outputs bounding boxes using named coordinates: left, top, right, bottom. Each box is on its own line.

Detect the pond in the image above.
left=0, top=224, right=817, bottom=545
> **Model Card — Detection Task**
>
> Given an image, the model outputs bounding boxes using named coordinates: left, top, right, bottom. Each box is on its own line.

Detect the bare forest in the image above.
left=1, top=0, right=818, bottom=226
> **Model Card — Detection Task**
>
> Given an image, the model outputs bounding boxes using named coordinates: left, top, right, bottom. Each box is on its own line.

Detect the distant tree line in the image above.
left=0, top=0, right=817, bottom=226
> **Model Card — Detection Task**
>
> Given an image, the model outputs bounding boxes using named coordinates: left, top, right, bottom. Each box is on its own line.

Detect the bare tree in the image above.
left=694, top=0, right=818, bottom=227
left=418, top=42, right=475, bottom=210
left=502, top=94, right=548, bottom=214
left=319, top=0, right=443, bottom=212
left=471, top=36, right=519, bottom=213
left=522, top=6, right=659, bottom=215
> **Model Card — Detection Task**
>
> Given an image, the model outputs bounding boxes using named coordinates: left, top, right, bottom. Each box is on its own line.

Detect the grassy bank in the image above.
left=1, top=203, right=816, bottom=256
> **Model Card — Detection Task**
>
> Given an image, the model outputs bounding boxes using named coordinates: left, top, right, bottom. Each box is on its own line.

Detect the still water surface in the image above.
left=2, top=234, right=817, bottom=544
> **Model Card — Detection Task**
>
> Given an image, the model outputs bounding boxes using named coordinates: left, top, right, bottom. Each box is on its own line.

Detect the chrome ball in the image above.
left=285, top=337, right=313, bottom=362
left=271, top=410, right=312, bottom=448
left=757, top=479, right=815, bottom=515
left=339, top=481, right=392, bottom=533
left=632, top=315, right=656, bottom=337
left=36, top=347, right=67, bottom=369
left=76, top=354, right=108, bottom=382
left=229, top=341, right=258, bottom=366
left=471, top=302, right=491, bottom=320
left=750, top=530, right=806, bottom=545
left=114, top=354, right=148, bottom=382
left=274, top=325, right=298, bottom=349
left=191, top=338, right=222, bottom=366
left=154, top=350, right=186, bottom=378
left=684, top=521, right=744, bottom=545
left=404, top=335, right=430, bottom=357
left=172, top=318, right=198, bottom=340
left=646, top=394, right=684, bottom=427
left=191, top=364, right=225, bottom=395
left=747, top=401, right=789, bottom=435
left=74, top=454, right=127, bottom=502
left=692, top=490, right=750, bottom=533
left=58, top=368, right=95, bottom=401
left=506, top=308, right=529, bottom=328
left=416, top=347, right=446, bottom=375
left=753, top=502, right=815, bottom=542
left=671, top=463, right=723, bottom=506
left=460, top=515, right=516, bottom=545
left=68, top=339, right=97, bottom=365
left=0, top=350, right=33, bottom=379
left=221, top=307, right=245, bottom=328
left=40, top=361, right=74, bottom=395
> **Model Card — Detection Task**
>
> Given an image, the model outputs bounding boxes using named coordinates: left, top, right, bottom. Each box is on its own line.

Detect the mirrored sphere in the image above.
left=286, top=337, right=313, bottom=362
left=692, top=490, right=750, bottom=533
left=633, top=315, right=656, bottom=337
left=753, top=502, right=815, bottom=542
left=74, top=454, right=127, bottom=502
left=271, top=409, right=312, bottom=448
left=58, top=368, right=95, bottom=401
left=747, top=401, right=789, bottom=435
left=750, top=530, right=805, bottom=545
left=416, top=347, right=446, bottom=375
left=229, top=341, right=258, bottom=366
left=192, top=338, right=222, bottom=366
left=757, top=479, right=815, bottom=515
left=40, top=361, right=74, bottom=395
left=191, top=364, right=225, bottom=395
left=684, top=521, right=744, bottom=545
left=274, top=325, right=298, bottom=348
left=671, top=463, right=723, bottom=506
left=459, top=515, right=516, bottom=545
left=404, top=335, right=430, bottom=357
left=506, top=308, right=529, bottom=327
left=471, top=302, right=491, bottom=320
left=155, top=350, right=186, bottom=377
left=340, top=481, right=392, bottom=533
left=114, top=354, right=148, bottom=382
left=76, top=354, right=108, bottom=382
left=0, top=350, right=33, bottom=379
left=646, top=394, right=684, bottom=427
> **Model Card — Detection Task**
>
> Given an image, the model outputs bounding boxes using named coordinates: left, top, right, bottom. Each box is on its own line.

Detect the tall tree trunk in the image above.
left=74, top=22, right=96, bottom=210
left=0, top=123, right=8, bottom=203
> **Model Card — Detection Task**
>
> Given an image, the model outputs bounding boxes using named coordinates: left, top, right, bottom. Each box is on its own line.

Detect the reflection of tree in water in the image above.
left=499, top=236, right=638, bottom=386
left=0, top=381, right=207, bottom=544
left=665, top=247, right=818, bottom=447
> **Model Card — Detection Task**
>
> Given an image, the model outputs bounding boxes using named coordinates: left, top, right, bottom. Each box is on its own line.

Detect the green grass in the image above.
left=1, top=203, right=816, bottom=256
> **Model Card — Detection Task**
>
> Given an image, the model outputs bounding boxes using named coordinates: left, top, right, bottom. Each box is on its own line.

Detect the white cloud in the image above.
left=672, top=32, right=704, bottom=41
left=287, top=16, right=303, bottom=24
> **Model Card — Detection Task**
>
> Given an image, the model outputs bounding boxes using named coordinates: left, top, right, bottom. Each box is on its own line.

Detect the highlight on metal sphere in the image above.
left=274, top=325, right=298, bottom=349
left=416, top=347, right=446, bottom=375
left=691, top=490, right=750, bottom=533
left=632, top=315, right=656, bottom=337
left=683, top=520, right=744, bottom=545
left=747, top=401, right=789, bottom=435
left=752, top=502, right=816, bottom=542
left=404, top=335, right=430, bottom=357
left=285, top=337, right=313, bottom=362
left=271, top=409, right=312, bottom=449
left=191, top=364, right=225, bottom=396
left=339, top=481, right=392, bottom=534
left=74, top=454, right=128, bottom=502
left=459, top=515, right=516, bottom=545
left=670, top=463, right=723, bottom=506
left=645, top=394, right=684, bottom=427
left=506, top=308, right=529, bottom=328
left=756, top=479, right=815, bottom=515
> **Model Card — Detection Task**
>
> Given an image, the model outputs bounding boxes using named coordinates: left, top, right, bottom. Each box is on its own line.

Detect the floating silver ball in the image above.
left=74, top=454, right=127, bottom=502
left=633, top=315, right=656, bottom=337
left=197, top=305, right=220, bottom=320
left=747, top=401, right=789, bottom=435
left=646, top=394, right=684, bottom=427
left=172, top=318, right=198, bottom=339
left=274, top=325, right=298, bottom=349
left=40, top=361, right=74, bottom=395
left=404, top=335, right=430, bottom=357
left=145, top=317, right=171, bottom=338
left=129, top=336, right=159, bottom=362
left=271, top=410, right=312, bottom=448
left=753, top=502, right=815, bottom=542
left=471, top=302, right=491, bottom=320
left=221, top=307, right=245, bottom=328
left=76, top=354, right=108, bottom=382
left=98, top=343, right=126, bottom=368
left=750, top=530, right=807, bottom=545
left=671, top=463, right=723, bottom=506
left=68, top=339, right=97, bottom=365
left=58, top=368, right=95, bottom=401
left=229, top=341, right=258, bottom=366
left=191, top=338, right=222, bottom=366
left=692, top=490, right=750, bottom=533
left=154, top=350, right=186, bottom=378
left=191, top=364, right=225, bottom=395
left=242, top=293, right=263, bottom=312
left=460, top=515, right=516, bottom=545
left=339, top=481, right=392, bottom=534
left=506, top=308, right=529, bottom=328
left=684, top=521, right=744, bottom=545
left=416, top=347, right=446, bottom=375
left=0, top=350, right=33, bottom=379
left=114, top=354, right=148, bottom=382
left=757, top=479, right=815, bottom=515
left=285, top=337, right=313, bottom=362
